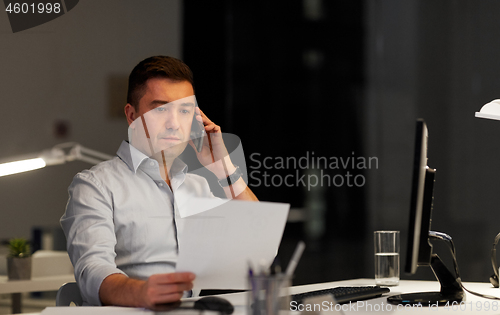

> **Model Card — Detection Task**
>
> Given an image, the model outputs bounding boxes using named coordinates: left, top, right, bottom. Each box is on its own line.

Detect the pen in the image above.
left=248, top=261, right=261, bottom=315
left=270, top=256, right=282, bottom=275
left=258, top=259, right=269, bottom=276
left=285, top=241, right=306, bottom=277
left=248, top=260, right=257, bottom=290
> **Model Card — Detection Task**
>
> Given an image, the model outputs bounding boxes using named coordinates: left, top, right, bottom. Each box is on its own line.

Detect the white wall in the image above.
left=0, top=0, right=182, bottom=240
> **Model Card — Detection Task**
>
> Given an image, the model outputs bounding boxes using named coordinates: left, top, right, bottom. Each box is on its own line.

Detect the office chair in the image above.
left=56, top=282, right=83, bottom=306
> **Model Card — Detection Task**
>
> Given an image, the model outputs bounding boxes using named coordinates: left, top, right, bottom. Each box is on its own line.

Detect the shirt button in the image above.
left=150, top=161, right=155, bottom=167
left=158, top=183, right=163, bottom=187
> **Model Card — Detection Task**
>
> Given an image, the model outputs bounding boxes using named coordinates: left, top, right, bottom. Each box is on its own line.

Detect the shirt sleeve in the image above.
left=60, top=171, right=126, bottom=306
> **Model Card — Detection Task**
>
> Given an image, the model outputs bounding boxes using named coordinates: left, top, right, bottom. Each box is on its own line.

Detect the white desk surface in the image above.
left=0, top=274, right=75, bottom=294
left=290, top=278, right=500, bottom=314
left=26, top=278, right=500, bottom=314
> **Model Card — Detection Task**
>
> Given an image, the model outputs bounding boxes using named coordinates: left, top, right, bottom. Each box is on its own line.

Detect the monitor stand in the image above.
left=387, top=254, right=464, bottom=306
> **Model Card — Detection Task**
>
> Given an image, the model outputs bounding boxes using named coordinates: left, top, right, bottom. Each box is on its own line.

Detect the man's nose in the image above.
left=164, top=111, right=180, bottom=130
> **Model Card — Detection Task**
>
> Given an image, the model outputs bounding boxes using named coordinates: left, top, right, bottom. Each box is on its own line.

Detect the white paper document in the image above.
left=176, top=196, right=227, bottom=218
left=175, top=198, right=290, bottom=290
left=41, top=306, right=150, bottom=314
left=41, top=306, right=218, bottom=314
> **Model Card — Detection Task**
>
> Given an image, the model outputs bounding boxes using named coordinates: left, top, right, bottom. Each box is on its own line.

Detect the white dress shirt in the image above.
left=60, top=141, right=215, bottom=306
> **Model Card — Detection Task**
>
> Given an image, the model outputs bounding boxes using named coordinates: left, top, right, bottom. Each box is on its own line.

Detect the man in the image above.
left=61, top=56, right=257, bottom=309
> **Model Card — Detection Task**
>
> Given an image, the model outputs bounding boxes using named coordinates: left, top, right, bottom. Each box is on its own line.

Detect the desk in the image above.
left=0, top=274, right=74, bottom=314
left=287, top=278, right=500, bottom=314
left=33, top=278, right=500, bottom=314
left=212, top=278, right=500, bottom=314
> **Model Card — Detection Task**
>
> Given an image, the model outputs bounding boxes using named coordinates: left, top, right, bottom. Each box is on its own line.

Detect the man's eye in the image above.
left=155, top=107, right=166, bottom=112
left=181, top=109, right=191, bottom=114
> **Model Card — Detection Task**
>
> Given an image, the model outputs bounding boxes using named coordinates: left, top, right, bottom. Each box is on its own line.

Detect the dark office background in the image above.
left=2, top=0, right=500, bottom=292
left=184, top=0, right=500, bottom=286
left=184, top=0, right=367, bottom=285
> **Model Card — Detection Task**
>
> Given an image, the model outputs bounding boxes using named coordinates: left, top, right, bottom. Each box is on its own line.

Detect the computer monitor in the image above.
left=406, top=119, right=434, bottom=275
left=387, top=119, right=463, bottom=306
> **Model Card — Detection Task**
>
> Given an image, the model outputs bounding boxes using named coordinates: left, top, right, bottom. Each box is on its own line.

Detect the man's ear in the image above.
left=124, top=104, right=137, bottom=126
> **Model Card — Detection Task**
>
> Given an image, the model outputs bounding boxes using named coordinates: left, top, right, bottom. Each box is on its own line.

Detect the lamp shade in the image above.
left=475, top=99, right=500, bottom=121
left=0, top=158, right=46, bottom=177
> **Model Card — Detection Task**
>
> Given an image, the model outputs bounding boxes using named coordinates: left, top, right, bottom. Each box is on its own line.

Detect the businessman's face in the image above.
left=126, top=78, right=195, bottom=159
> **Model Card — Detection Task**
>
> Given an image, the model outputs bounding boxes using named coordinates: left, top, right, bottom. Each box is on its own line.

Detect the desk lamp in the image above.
left=476, top=100, right=500, bottom=287
left=476, top=99, right=500, bottom=121
left=0, top=142, right=113, bottom=177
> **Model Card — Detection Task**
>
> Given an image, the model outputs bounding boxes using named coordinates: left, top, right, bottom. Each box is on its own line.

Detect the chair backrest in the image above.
left=56, top=282, right=83, bottom=306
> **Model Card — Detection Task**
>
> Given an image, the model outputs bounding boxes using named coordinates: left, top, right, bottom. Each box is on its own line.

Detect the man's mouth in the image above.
left=160, top=136, right=181, bottom=141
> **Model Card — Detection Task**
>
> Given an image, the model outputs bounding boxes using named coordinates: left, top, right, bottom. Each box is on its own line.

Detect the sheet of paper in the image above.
left=41, top=306, right=150, bottom=314
left=41, top=307, right=218, bottom=315
left=176, top=197, right=227, bottom=218
left=175, top=198, right=290, bottom=290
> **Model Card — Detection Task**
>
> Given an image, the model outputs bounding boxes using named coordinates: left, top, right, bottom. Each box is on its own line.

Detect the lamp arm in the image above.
left=0, top=142, right=112, bottom=177
left=76, top=155, right=108, bottom=165
left=68, top=144, right=114, bottom=165
left=77, top=145, right=114, bottom=161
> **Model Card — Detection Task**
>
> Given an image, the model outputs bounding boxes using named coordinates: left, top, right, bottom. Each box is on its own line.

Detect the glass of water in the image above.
left=374, top=231, right=400, bottom=286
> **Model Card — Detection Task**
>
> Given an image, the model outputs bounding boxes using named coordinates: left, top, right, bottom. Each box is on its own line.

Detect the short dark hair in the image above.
left=127, top=56, right=194, bottom=109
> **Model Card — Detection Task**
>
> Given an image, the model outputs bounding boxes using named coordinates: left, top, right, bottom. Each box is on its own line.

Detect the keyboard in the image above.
left=291, top=286, right=390, bottom=304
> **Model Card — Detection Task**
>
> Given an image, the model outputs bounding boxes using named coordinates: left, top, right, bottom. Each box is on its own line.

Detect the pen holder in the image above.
left=248, top=274, right=291, bottom=315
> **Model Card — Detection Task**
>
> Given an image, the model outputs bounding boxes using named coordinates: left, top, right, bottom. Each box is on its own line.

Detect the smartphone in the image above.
left=191, top=103, right=205, bottom=152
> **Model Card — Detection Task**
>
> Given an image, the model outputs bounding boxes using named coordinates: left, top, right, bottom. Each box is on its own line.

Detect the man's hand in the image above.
left=99, top=272, right=195, bottom=309
left=189, top=108, right=258, bottom=201
left=189, top=107, right=235, bottom=180
left=139, top=273, right=194, bottom=308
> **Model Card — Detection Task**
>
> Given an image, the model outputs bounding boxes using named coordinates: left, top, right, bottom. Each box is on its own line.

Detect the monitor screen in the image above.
left=405, top=119, right=434, bottom=274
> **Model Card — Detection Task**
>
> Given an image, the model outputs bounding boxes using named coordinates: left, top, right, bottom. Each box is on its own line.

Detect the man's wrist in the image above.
left=100, top=273, right=144, bottom=307
left=214, top=164, right=237, bottom=180
left=218, top=165, right=242, bottom=187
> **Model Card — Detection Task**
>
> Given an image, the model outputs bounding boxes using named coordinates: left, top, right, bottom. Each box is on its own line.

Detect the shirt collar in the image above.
left=117, top=140, right=188, bottom=176
left=117, top=140, right=149, bottom=173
